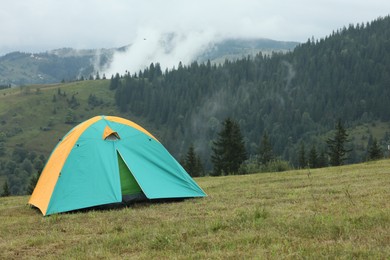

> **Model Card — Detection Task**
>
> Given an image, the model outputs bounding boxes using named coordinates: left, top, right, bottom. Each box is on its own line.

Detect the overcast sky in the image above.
left=1, top=0, right=389, bottom=73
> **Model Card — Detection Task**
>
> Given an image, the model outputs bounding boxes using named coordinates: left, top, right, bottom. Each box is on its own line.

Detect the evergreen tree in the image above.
left=183, top=144, right=203, bottom=177
left=327, top=120, right=350, bottom=166
left=258, top=132, right=273, bottom=165
left=298, top=143, right=306, bottom=168
left=0, top=131, right=5, bottom=142
left=0, top=142, right=5, bottom=157
left=21, top=158, right=33, bottom=174
left=308, top=145, right=319, bottom=168
left=317, top=151, right=328, bottom=168
left=27, top=172, right=39, bottom=195
left=211, top=118, right=247, bottom=176
left=65, top=109, right=75, bottom=124
left=1, top=181, right=10, bottom=197
left=109, top=75, right=116, bottom=90
left=367, top=138, right=383, bottom=161
left=195, top=155, right=204, bottom=177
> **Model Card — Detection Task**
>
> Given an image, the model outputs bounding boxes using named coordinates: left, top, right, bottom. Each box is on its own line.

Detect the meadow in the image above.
left=0, top=160, right=389, bottom=259
left=0, top=80, right=117, bottom=156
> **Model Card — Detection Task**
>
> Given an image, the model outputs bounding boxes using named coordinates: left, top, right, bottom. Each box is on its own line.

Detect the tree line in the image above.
left=180, top=118, right=383, bottom=177
left=0, top=117, right=384, bottom=196
left=0, top=145, right=45, bottom=196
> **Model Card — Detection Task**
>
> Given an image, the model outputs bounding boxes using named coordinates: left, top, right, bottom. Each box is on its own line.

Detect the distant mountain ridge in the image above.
left=0, top=48, right=113, bottom=86
left=0, top=38, right=299, bottom=86
left=198, top=38, right=298, bottom=63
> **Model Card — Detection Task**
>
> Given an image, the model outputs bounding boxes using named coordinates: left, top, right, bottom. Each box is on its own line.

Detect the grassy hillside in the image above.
left=1, top=160, right=389, bottom=259
left=0, top=80, right=114, bottom=155
left=0, top=80, right=161, bottom=156
left=0, top=80, right=118, bottom=193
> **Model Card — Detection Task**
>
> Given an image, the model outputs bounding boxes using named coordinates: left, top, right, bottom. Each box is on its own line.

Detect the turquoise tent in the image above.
left=29, top=116, right=206, bottom=216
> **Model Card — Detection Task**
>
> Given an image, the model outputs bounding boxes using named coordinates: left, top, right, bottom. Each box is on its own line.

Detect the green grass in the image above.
left=349, top=121, right=390, bottom=148
left=0, top=80, right=118, bottom=155
left=1, top=160, right=389, bottom=259
left=0, top=80, right=156, bottom=159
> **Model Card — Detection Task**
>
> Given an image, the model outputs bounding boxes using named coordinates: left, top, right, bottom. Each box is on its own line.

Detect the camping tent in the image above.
left=29, top=115, right=206, bottom=216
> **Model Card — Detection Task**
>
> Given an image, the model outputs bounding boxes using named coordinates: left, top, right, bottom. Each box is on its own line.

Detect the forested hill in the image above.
left=0, top=39, right=297, bottom=86
left=112, top=16, right=390, bottom=167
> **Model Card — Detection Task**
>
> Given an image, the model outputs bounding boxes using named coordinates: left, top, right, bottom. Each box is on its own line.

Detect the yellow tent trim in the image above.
left=102, top=125, right=120, bottom=140
left=28, top=116, right=102, bottom=215
left=105, top=116, right=159, bottom=142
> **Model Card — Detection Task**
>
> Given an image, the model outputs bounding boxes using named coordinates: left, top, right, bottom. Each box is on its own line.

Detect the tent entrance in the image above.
left=117, top=151, right=143, bottom=200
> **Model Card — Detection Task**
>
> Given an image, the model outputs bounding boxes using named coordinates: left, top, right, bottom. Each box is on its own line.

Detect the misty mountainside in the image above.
left=0, top=48, right=113, bottom=86
left=0, top=38, right=298, bottom=86
left=112, top=16, right=390, bottom=167
left=197, top=38, right=297, bottom=63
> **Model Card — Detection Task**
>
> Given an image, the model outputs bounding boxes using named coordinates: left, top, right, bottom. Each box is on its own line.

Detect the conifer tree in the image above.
left=195, top=155, right=204, bottom=177
left=327, top=120, right=350, bottom=166
left=109, top=73, right=121, bottom=90
left=317, top=151, right=328, bottom=168
left=298, top=143, right=306, bottom=168
left=211, top=118, right=247, bottom=176
left=0, top=141, right=5, bottom=157
left=27, top=173, right=40, bottom=195
left=308, top=145, right=319, bottom=168
left=367, top=138, right=383, bottom=161
left=258, top=132, right=273, bottom=165
left=1, top=181, right=10, bottom=197
left=183, top=144, right=203, bottom=177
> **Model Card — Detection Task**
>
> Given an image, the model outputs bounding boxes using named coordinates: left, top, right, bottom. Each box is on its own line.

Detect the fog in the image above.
left=103, top=29, right=219, bottom=76
left=1, top=1, right=389, bottom=76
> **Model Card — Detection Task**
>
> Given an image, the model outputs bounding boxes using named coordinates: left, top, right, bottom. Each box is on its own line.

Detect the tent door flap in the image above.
left=117, top=151, right=142, bottom=196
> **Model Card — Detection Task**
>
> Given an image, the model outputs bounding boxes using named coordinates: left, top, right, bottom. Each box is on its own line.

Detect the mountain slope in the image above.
left=198, top=38, right=298, bottom=63
left=0, top=38, right=299, bottom=86
left=112, top=16, right=390, bottom=166
left=0, top=48, right=112, bottom=86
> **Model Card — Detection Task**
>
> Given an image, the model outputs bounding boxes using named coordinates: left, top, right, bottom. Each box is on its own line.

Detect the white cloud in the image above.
left=104, top=28, right=218, bottom=75
left=0, top=0, right=389, bottom=72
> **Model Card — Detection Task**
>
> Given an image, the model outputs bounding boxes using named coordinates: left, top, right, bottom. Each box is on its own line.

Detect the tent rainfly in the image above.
left=29, top=115, right=206, bottom=216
